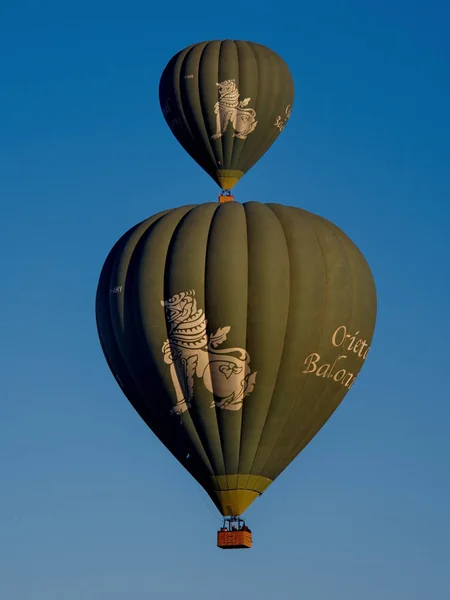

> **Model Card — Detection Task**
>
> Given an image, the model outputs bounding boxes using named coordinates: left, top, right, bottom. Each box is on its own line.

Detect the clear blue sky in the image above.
left=1, top=1, right=449, bottom=598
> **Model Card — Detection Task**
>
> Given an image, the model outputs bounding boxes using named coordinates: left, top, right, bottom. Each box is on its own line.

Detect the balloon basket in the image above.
left=217, top=517, right=252, bottom=549
left=218, top=192, right=234, bottom=203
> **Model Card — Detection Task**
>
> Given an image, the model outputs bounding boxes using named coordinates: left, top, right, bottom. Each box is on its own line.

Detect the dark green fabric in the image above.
left=159, top=40, right=295, bottom=187
left=96, top=202, right=377, bottom=510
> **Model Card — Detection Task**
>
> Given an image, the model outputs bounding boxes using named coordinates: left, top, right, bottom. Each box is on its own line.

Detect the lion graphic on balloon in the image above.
left=161, top=290, right=257, bottom=415
left=210, top=80, right=258, bottom=141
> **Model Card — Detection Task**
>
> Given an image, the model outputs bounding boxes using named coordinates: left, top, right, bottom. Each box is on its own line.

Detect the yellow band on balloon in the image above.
left=216, top=170, right=244, bottom=190
left=210, top=474, right=273, bottom=516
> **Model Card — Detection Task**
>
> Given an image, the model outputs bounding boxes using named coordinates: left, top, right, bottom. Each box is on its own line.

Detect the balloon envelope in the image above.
left=96, top=202, right=377, bottom=516
left=159, top=40, right=295, bottom=190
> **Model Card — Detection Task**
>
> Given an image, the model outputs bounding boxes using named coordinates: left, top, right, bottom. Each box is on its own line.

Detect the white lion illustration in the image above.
left=211, top=80, right=258, bottom=141
left=161, top=290, right=257, bottom=416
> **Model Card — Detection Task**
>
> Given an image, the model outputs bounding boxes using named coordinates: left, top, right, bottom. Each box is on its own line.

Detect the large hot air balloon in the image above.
left=159, top=40, right=294, bottom=191
left=95, top=201, right=377, bottom=543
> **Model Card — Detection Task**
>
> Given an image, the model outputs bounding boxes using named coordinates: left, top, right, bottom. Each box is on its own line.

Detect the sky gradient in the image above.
left=1, top=1, right=449, bottom=599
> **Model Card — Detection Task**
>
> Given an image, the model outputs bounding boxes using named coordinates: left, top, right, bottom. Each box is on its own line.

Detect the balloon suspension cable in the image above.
left=194, top=482, right=223, bottom=523
left=220, top=516, right=249, bottom=531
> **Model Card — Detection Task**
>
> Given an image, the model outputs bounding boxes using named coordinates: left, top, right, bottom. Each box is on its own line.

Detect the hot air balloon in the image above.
left=95, top=201, right=376, bottom=548
left=159, top=40, right=294, bottom=192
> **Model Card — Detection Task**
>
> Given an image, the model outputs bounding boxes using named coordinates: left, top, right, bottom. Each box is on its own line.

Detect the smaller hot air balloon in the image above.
left=159, top=40, right=294, bottom=191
